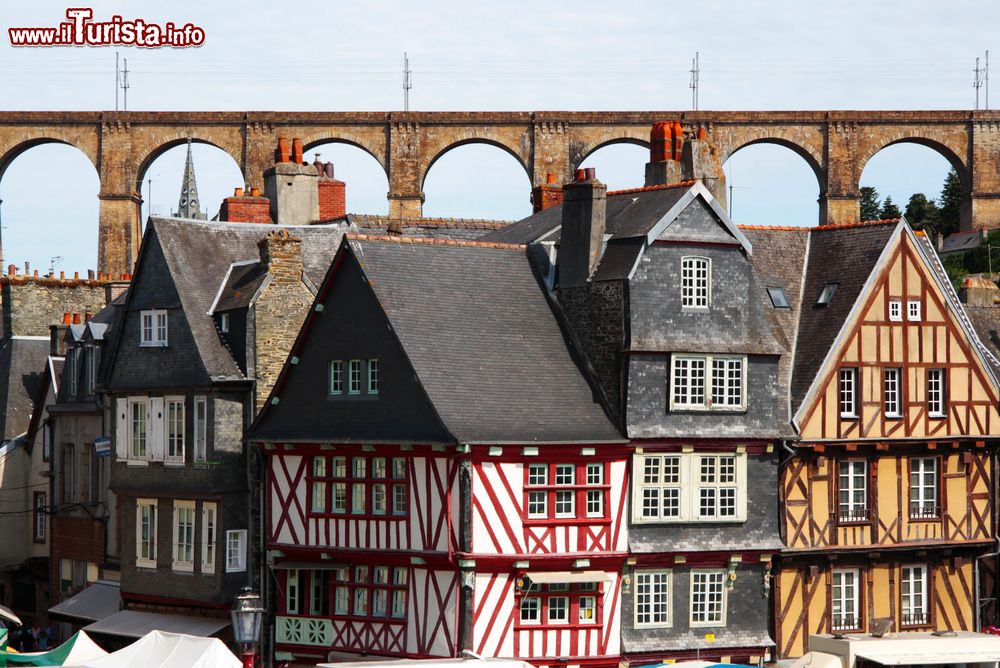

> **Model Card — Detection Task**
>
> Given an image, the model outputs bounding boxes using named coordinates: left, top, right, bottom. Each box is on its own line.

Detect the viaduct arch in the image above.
left=1, top=110, right=998, bottom=276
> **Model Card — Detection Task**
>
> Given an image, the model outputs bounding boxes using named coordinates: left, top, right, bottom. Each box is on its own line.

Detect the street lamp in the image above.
left=231, top=586, right=265, bottom=668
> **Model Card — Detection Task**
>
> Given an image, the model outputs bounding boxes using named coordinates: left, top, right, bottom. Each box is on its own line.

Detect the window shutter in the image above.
left=149, top=397, right=165, bottom=462
left=115, top=398, right=128, bottom=460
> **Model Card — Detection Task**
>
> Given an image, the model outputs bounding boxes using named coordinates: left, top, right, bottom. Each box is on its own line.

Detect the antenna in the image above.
left=402, top=52, right=412, bottom=112
left=49, top=256, right=63, bottom=274
left=115, top=51, right=120, bottom=111
left=689, top=51, right=700, bottom=111
left=974, top=55, right=985, bottom=110
left=987, top=50, right=991, bottom=111
left=120, top=58, right=130, bottom=111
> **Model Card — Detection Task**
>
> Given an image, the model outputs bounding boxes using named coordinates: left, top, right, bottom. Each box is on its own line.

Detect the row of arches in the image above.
left=0, top=138, right=960, bottom=273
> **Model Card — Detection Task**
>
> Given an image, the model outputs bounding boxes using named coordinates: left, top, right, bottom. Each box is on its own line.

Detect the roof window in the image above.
left=767, top=287, right=790, bottom=309
left=817, top=283, right=839, bottom=306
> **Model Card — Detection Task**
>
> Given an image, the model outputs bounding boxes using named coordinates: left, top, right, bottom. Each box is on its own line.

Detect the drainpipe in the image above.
left=974, top=537, right=1000, bottom=631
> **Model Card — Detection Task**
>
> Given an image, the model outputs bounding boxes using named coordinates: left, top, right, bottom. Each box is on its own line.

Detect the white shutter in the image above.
left=115, top=398, right=128, bottom=460
left=149, top=397, right=165, bottom=462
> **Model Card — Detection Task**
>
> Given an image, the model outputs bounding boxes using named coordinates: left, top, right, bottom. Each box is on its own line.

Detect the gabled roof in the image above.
left=25, top=355, right=63, bottom=446
left=120, top=218, right=350, bottom=382
left=789, top=220, right=900, bottom=411
left=253, top=235, right=623, bottom=444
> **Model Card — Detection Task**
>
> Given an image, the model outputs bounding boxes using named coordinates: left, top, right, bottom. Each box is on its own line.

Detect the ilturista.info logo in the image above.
left=9, top=8, right=205, bottom=47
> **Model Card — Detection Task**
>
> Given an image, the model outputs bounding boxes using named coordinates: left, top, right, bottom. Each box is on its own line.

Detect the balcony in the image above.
left=276, top=616, right=333, bottom=647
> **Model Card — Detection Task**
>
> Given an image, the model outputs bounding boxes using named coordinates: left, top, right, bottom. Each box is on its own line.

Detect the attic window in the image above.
left=219, top=313, right=230, bottom=334
left=767, top=288, right=789, bottom=309
left=817, top=283, right=839, bottom=306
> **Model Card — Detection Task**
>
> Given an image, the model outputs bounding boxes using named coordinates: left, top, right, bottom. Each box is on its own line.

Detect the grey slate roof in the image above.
left=0, top=337, right=51, bottom=440
left=344, top=214, right=512, bottom=241
left=138, top=217, right=350, bottom=382
left=789, top=221, right=898, bottom=411
left=347, top=237, right=622, bottom=443
left=480, top=183, right=693, bottom=244
left=212, top=261, right=267, bottom=313
left=940, top=229, right=984, bottom=254
left=591, top=239, right=644, bottom=281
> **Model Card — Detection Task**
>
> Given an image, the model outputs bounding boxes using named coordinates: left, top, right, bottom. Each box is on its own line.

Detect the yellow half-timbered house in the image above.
left=743, top=219, right=999, bottom=659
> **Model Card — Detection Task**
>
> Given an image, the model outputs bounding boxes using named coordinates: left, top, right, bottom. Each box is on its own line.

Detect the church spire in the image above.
left=175, top=139, right=207, bottom=220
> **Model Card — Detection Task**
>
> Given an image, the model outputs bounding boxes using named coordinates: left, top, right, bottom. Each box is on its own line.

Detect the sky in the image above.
left=0, top=0, right=997, bottom=271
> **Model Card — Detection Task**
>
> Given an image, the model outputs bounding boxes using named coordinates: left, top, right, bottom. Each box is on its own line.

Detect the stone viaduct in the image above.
left=1, top=110, right=1000, bottom=276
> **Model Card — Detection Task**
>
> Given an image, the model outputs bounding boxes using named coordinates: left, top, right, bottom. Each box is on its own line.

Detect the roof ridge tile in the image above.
left=606, top=179, right=697, bottom=197
left=347, top=233, right=525, bottom=250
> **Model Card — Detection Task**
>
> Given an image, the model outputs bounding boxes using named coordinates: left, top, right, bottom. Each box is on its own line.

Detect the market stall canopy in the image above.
left=83, top=610, right=228, bottom=639
left=0, top=605, right=21, bottom=627
left=522, top=571, right=608, bottom=585
left=3, top=631, right=107, bottom=666
left=64, top=630, right=240, bottom=668
left=48, top=582, right=120, bottom=624
left=787, top=652, right=844, bottom=668
left=810, top=630, right=1000, bottom=668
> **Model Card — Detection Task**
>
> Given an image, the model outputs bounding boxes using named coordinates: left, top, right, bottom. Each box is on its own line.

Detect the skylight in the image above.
left=817, top=283, right=839, bottom=306
left=767, top=287, right=790, bottom=309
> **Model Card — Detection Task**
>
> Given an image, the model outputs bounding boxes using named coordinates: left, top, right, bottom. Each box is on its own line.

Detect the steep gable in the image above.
left=796, top=225, right=1000, bottom=441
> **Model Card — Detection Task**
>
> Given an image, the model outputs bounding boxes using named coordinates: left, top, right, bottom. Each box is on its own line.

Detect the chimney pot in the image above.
left=584, top=167, right=596, bottom=180
left=62, top=312, right=71, bottom=324
left=292, top=138, right=304, bottom=164
left=250, top=187, right=261, bottom=197
left=650, top=121, right=674, bottom=163
left=574, top=168, right=587, bottom=182
left=24, top=261, right=29, bottom=274
left=33, top=270, right=38, bottom=278
left=6, top=264, right=13, bottom=276
left=60, top=271, right=65, bottom=280
left=84, top=311, right=92, bottom=322
left=697, top=127, right=708, bottom=140
left=324, top=162, right=335, bottom=179
left=276, top=137, right=290, bottom=163
left=546, top=172, right=558, bottom=184
left=87, top=270, right=95, bottom=280
left=72, top=313, right=81, bottom=325
left=74, top=271, right=80, bottom=280
left=235, top=187, right=244, bottom=197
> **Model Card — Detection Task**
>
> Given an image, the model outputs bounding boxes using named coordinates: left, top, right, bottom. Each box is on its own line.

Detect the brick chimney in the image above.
left=220, top=187, right=272, bottom=224
left=959, top=275, right=1000, bottom=307
left=317, top=162, right=347, bottom=220
left=531, top=173, right=564, bottom=213
left=681, top=125, right=728, bottom=210
left=253, top=229, right=314, bottom=411
left=645, top=121, right=683, bottom=187
left=557, top=168, right=607, bottom=288
left=49, top=313, right=71, bottom=356
left=264, top=137, right=319, bottom=226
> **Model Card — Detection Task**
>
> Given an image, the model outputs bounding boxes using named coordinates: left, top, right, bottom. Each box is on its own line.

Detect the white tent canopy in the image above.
left=65, top=630, right=240, bottom=668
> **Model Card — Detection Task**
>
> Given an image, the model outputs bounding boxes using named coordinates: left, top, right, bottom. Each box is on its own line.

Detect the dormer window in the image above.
left=817, top=283, right=838, bottom=306
left=68, top=348, right=79, bottom=398
left=140, top=310, right=168, bottom=347
left=681, top=257, right=711, bottom=309
left=219, top=313, right=230, bottom=334
left=767, top=287, right=789, bottom=309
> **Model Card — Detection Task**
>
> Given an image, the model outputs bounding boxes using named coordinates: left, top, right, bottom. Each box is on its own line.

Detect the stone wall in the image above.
left=253, top=231, right=314, bottom=413
left=1, top=277, right=120, bottom=338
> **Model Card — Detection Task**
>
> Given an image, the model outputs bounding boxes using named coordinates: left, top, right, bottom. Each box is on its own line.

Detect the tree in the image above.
left=879, top=195, right=902, bottom=220
left=904, top=193, right=940, bottom=233
left=860, top=186, right=881, bottom=221
left=938, top=168, right=963, bottom=236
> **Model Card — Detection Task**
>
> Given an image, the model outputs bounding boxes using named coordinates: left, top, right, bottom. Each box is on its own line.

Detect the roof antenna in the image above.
left=402, top=52, right=412, bottom=112
left=689, top=51, right=700, bottom=111
left=49, top=256, right=63, bottom=274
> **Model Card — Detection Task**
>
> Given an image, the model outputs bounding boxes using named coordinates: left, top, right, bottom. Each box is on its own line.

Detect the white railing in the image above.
left=276, top=616, right=333, bottom=647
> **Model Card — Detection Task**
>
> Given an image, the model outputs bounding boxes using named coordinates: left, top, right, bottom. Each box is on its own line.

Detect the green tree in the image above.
left=904, top=193, right=940, bottom=233
left=860, top=186, right=881, bottom=221
left=879, top=195, right=902, bottom=220
left=938, top=168, right=963, bottom=236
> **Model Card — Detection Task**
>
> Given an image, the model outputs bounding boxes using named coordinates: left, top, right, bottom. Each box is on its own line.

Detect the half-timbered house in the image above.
left=247, top=234, right=626, bottom=666
left=741, top=219, right=1000, bottom=658
left=482, top=170, right=786, bottom=665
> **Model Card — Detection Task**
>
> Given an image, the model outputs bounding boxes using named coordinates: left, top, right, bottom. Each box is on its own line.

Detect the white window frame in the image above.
left=172, top=500, right=195, bottom=572
left=696, top=455, right=739, bottom=519
left=907, top=299, right=922, bottom=321
left=670, top=354, right=747, bottom=412
left=585, top=463, right=604, bottom=518
left=139, top=309, right=168, bottom=347
left=201, top=502, right=216, bottom=574
left=634, top=569, right=672, bottom=628
left=193, top=396, right=207, bottom=463
left=526, top=464, right=548, bottom=519
left=368, top=359, right=380, bottom=395
left=910, top=457, right=939, bottom=519
left=68, top=348, right=79, bottom=397
left=928, top=368, right=946, bottom=417
left=348, top=360, right=362, bottom=395
left=128, top=397, right=149, bottom=460
left=520, top=596, right=540, bottom=624
left=901, top=564, right=929, bottom=627
left=681, top=256, right=711, bottom=309
left=889, top=299, right=902, bottom=322
left=689, top=569, right=727, bottom=627
left=838, top=460, right=868, bottom=523
left=329, top=360, right=343, bottom=395
left=226, top=529, right=247, bottom=572
left=832, top=568, right=862, bottom=631
left=632, top=453, right=747, bottom=524
left=286, top=569, right=300, bottom=615
left=883, top=367, right=902, bottom=418
left=165, top=396, right=185, bottom=464
left=136, top=498, right=157, bottom=569
left=839, top=368, right=858, bottom=418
